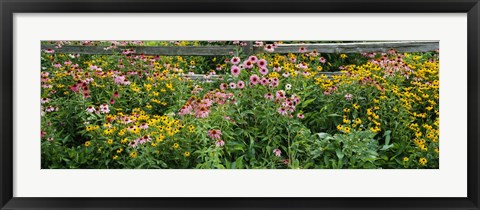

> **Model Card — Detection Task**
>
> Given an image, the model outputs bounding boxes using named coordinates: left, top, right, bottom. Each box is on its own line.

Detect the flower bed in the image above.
left=41, top=41, right=439, bottom=169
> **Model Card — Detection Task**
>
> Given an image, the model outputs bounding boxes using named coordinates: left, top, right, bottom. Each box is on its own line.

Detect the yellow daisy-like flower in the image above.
left=184, top=151, right=190, bottom=157
left=84, top=141, right=91, bottom=147
left=419, top=158, right=427, bottom=165
left=354, top=118, right=362, bottom=124
left=130, top=151, right=138, bottom=158
left=173, top=143, right=179, bottom=149
left=107, top=139, right=113, bottom=145
left=403, top=157, right=409, bottom=162
left=353, top=103, right=360, bottom=110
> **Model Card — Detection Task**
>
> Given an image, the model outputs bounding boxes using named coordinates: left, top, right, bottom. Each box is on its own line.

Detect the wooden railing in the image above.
left=41, top=41, right=439, bottom=56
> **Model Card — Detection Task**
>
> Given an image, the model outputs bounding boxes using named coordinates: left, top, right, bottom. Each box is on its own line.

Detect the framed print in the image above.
left=1, top=0, right=479, bottom=209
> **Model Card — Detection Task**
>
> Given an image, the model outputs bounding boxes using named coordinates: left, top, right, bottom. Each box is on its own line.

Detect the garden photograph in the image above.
left=40, top=40, right=439, bottom=169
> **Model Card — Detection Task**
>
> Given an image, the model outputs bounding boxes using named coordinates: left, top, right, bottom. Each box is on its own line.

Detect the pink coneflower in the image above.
left=255, top=76, right=266, bottom=85
left=244, top=60, right=254, bottom=69
left=220, top=83, right=228, bottom=90
left=231, top=65, right=241, bottom=77
left=47, top=137, right=54, bottom=142
left=388, top=48, right=397, bottom=55
left=282, top=72, right=290, bottom=78
left=297, top=113, right=305, bottom=119
left=53, top=63, right=62, bottom=68
left=41, top=131, right=46, bottom=138
left=215, top=139, right=225, bottom=147
left=298, top=62, right=308, bottom=69
left=273, top=64, right=282, bottom=72
left=230, top=57, right=241, bottom=65
left=196, top=106, right=210, bottom=118
left=273, top=148, right=282, bottom=157
left=99, top=104, right=110, bottom=114
left=270, top=82, right=280, bottom=88
left=298, top=47, right=307, bottom=53
left=40, top=97, right=50, bottom=104
left=64, top=60, right=72, bottom=66
left=140, top=123, right=149, bottom=130
left=44, top=48, right=55, bottom=53
left=257, top=59, right=267, bottom=68
left=276, top=90, right=285, bottom=99
left=318, top=57, right=326, bottom=64
left=85, top=106, right=96, bottom=113
left=128, top=141, right=138, bottom=148
left=345, top=93, right=353, bottom=101
left=114, top=75, right=125, bottom=84
left=113, top=90, right=120, bottom=98
left=254, top=41, right=264, bottom=47
left=179, top=105, right=192, bottom=116
left=109, top=99, right=115, bottom=105
left=208, top=129, right=222, bottom=140
left=259, top=67, right=269, bottom=75
left=229, top=82, right=237, bottom=89
left=264, top=93, right=274, bottom=100
left=264, top=44, right=274, bottom=52
left=278, top=107, right=288, bottom=115
left=81, top=85, right=90, bottom=94
left=289, top=57, right=297, bottom=63
left=249, top=74, right=260, bottom=85
left=45, top=106, right=56, bottom=112
left=248, top=55, right=258, bottom=63
left=237, top=80, right=245, bottom=89
left=83, top=93, right=91, bottom=99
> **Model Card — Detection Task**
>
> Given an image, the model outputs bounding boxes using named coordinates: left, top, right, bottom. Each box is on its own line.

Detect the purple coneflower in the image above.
left=85, top=106, right=96, bottom=113
left=237, top=80, right=245, bottom=89
left=273, top=148, right=282, bottom=157
left=231, top=65, right=241, bottom=77
left=208, top=129, right=222, bottom=140
left=215, top=139, right=225, bottom=147
left=278, top=107, right=288, bottom=115
left=249, top=74, right=260, bottom=85
left=244, top=60, right=254, bottom=69
left=345, top=93, right=353, bottom=101
left=257, top=59, right=267, bottom=68
left=231, top=57, right=241, bottom=65
left=259, top=67, right=269, bottom=75
left=264, top=44, right=274, bottom=52
left=248, top=55, right=258, bottom=63
left=260, top=77, right=269, bottom=86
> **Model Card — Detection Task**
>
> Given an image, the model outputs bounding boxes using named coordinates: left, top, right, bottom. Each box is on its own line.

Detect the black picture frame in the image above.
left=1, top=0, right=479, bottom=209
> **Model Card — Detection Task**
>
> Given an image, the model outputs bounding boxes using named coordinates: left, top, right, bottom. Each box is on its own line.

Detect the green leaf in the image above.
left=335, top=149, right=344, bottom=159
left=235, top=156, right=244, bottom=169
left=328, top=113, right=342, bottom=117
left=383, top=130, right=392, bottom=145
left=300, top=98, right=316, bottom=108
